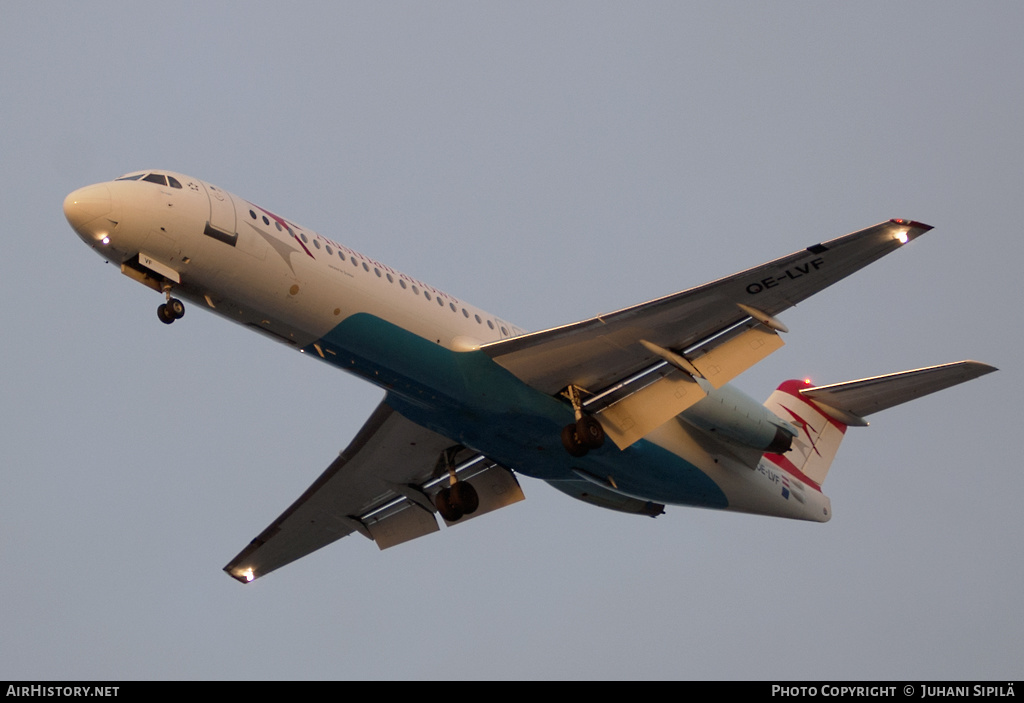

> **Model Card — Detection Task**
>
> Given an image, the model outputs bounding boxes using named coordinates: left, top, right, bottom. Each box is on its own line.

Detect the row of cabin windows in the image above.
left=113, top=173, right=514, bottom=338
left=247, top=209, right=509, bottom=336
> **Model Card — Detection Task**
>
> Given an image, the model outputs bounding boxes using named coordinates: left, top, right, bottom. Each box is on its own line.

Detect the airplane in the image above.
left=63, top=170, right=996, bottom=583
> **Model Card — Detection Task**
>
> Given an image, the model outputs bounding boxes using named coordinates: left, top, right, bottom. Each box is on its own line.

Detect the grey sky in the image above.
left=1, top=2, right=1020, bottom=679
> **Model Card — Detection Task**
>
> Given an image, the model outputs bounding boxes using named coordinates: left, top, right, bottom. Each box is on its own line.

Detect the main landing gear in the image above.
left=157, top=285, right=185, bottom=325
left=560, top=385, right=606, bottom=457
left=434, top=447, right=480, bottom=522
left=435, top=481, right=479, bottom=522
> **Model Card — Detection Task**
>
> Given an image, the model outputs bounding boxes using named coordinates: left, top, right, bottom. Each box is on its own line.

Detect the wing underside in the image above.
left=224, top=401, right=524, bottom=583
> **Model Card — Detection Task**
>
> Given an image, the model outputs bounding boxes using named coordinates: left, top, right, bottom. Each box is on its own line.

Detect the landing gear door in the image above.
left=201, top=181, right=237, bottom=245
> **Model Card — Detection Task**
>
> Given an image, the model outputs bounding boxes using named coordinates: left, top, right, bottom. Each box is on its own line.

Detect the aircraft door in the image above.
left=200, top=181, right=237, bottom=245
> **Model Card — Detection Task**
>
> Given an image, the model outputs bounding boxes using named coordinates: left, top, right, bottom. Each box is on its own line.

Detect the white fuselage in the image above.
left=66, top=171, right=524, bottom=351
left=65, top=170, right=831, bottom=523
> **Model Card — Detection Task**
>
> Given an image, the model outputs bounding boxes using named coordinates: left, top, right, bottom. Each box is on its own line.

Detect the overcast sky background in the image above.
left=2, top=2, right=1020, bottom=680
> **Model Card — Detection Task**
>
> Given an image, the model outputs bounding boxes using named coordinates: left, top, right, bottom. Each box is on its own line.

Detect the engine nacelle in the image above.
left=678, top=382, right=796, bottom=454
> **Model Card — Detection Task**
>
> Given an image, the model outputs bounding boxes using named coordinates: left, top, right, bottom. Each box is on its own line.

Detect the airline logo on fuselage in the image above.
left=778, top=404, right=823, bottom=459
left=248, top=202, right=316, bottom=259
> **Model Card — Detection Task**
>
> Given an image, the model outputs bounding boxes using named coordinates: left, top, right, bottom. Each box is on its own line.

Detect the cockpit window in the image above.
left=167, top=176, right=182, bottom=189
left=143, top=173, right=168, bottom=186
left=115, top=173, right=145, bottom=181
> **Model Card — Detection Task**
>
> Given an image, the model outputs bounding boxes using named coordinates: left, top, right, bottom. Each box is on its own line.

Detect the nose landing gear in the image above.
left=157, top=286, right=185, bottom=324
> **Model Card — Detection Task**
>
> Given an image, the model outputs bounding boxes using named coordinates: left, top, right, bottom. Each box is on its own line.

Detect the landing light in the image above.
left=895, top=230, right=909, bottom=244
left=101, top=236, right=110, bottom=245
left=243, top=568, right=254, bottom=582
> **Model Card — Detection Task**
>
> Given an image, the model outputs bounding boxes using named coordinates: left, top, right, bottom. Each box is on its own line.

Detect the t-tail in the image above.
left=762, top=361, right=997, bottom=489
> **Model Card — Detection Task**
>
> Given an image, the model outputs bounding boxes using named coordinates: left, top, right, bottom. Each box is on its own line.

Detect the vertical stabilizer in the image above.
left=763, top=380, right=848, bottom=488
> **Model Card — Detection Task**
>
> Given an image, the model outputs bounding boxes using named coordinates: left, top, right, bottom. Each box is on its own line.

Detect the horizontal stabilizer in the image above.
left=800, top=361, right=997, bottom=422
left=764, top=360, right=996, bottom=488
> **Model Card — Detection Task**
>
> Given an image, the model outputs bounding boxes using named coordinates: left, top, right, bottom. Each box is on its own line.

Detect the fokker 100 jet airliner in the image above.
left=64, top=170, right=996, bottom=583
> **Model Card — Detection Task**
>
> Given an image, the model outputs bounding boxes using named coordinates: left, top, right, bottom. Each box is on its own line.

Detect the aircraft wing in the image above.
left=482, top=220, right=932, bottom=448
left=485, top=220, right=930, bottom=395
left=224, top=400, right=524, bottom=583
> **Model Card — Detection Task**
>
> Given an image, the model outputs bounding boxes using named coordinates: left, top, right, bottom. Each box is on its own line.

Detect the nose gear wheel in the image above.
left=157, top=285, right=185, bottom=324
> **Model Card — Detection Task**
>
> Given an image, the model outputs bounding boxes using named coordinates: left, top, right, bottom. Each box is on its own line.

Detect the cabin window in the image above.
left=424, top=290, right=432, bottom=301
left=313, top=239, right=321, bottom=249
left=326, top=245, right=333, bottom=255
left=400, top=280, right=407, bottom=289
left=250, top=210, right=257, bottom=219
left=262, top=216, right=270, bottom=225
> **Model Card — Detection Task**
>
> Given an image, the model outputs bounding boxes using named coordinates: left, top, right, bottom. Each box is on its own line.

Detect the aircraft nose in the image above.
left=63, top=184, right=112, bottom=239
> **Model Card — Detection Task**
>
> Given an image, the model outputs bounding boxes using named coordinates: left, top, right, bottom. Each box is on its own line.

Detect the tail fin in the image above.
left=764, top=360, right=997, bottom=487
left=764, top=380, right=847, bottom=489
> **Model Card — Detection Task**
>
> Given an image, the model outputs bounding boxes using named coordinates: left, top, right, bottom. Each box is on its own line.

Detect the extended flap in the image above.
left=691, top=325, right=784, bottom=388
left=596, top=368, right=707, bottom=449
left=368, top=503, right=439, bottom=550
